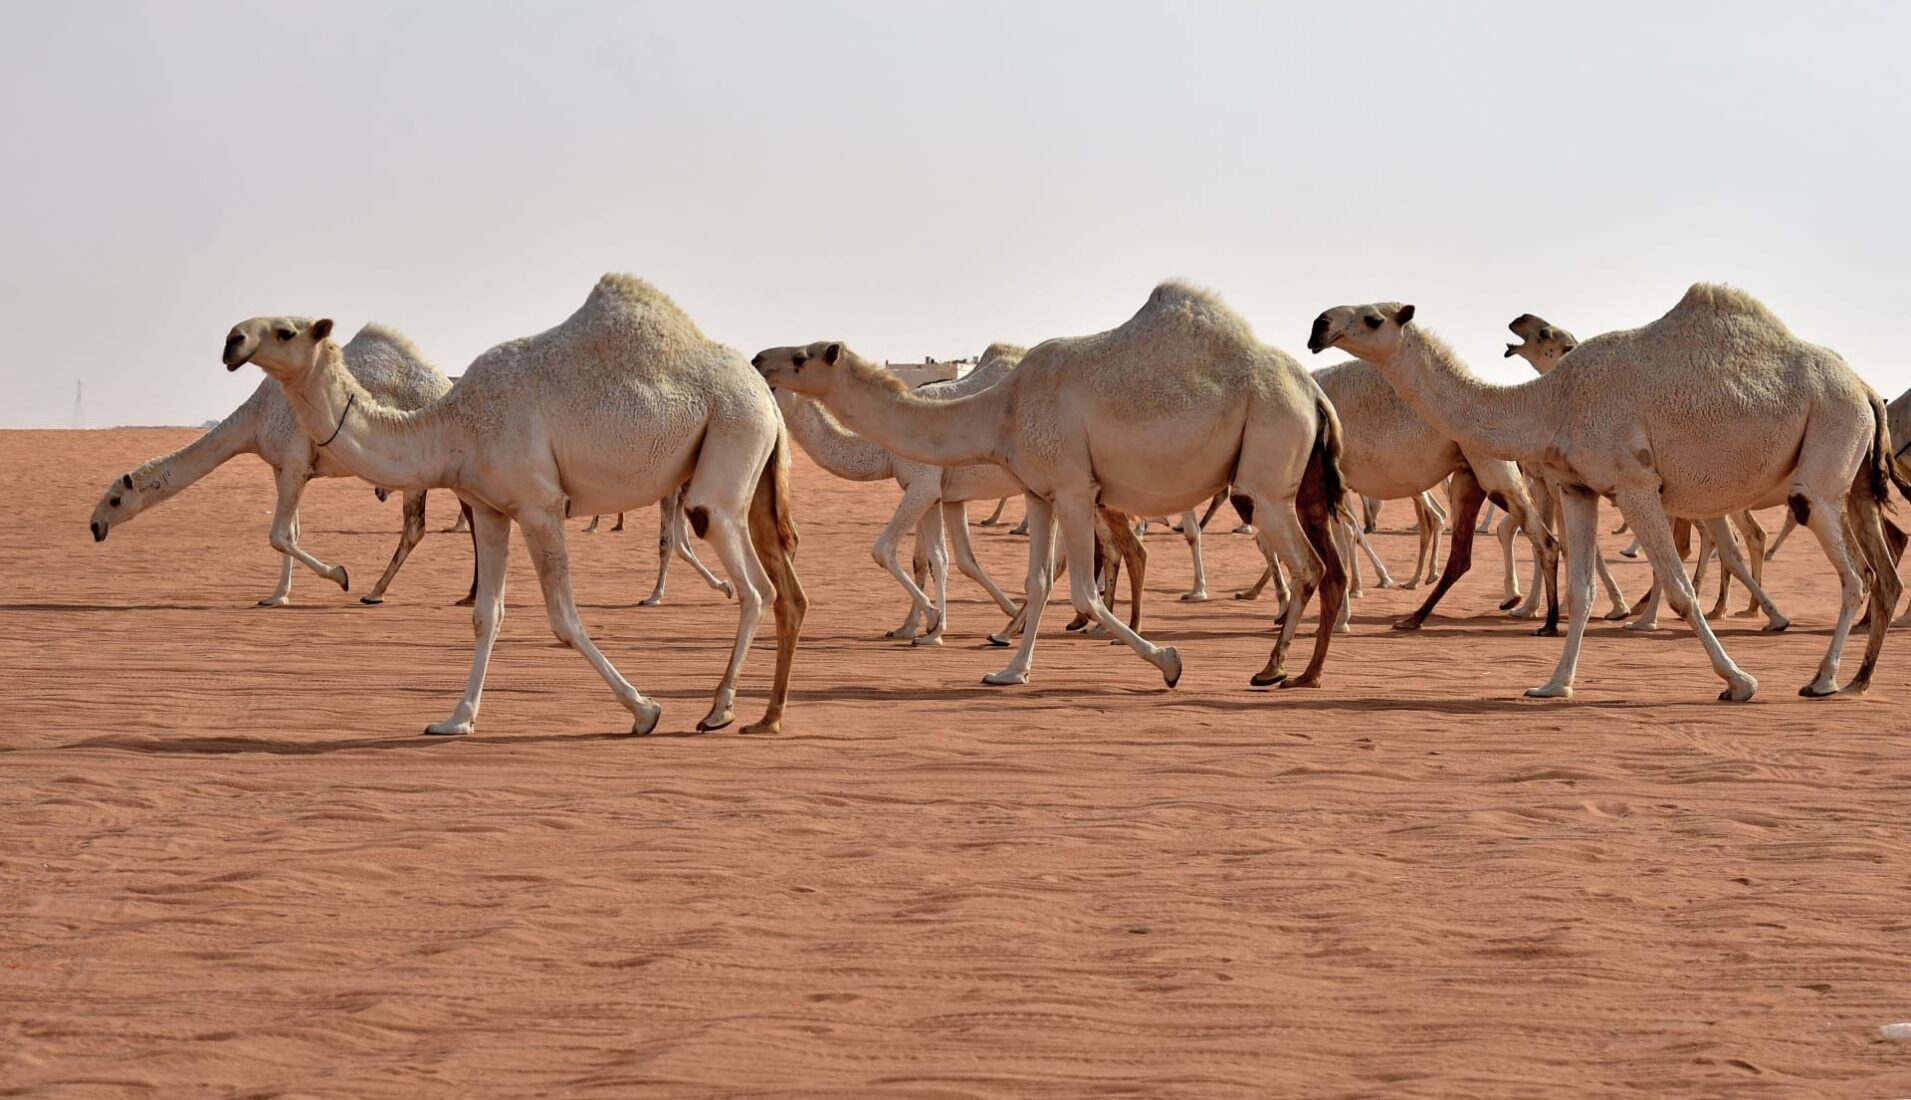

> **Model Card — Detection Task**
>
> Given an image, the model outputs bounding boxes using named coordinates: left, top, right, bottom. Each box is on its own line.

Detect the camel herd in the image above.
left=89, top=276, right=1909, bottom=736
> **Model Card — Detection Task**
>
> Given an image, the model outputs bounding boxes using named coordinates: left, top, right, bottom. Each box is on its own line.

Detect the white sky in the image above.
left=2, top=1, right=1905, bottom=428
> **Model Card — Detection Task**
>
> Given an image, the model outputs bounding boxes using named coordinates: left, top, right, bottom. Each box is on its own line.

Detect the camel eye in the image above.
left=791, top=354, right=807, bottom=369
left=276, top=328, right=294, bottom=341
left=1363, top=315, right=1384, bottom=330
left=110, top=496, right=121, bottom=508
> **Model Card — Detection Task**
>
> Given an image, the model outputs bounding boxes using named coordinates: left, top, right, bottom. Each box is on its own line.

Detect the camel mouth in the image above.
left=1306, top=316, right=1334, bottom=354
left=224, top=353, right=251, bottom=372
left=1504, top=342, right=1521, bottom=358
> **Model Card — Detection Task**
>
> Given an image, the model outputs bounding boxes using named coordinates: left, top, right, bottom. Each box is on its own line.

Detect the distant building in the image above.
left=884, top=356, right=975, bottom=389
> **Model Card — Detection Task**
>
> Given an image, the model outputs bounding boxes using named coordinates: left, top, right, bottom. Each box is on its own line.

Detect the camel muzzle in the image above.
left=1504, top=343, right=1521, bottom=358
left=91, top=520, right=107, bottom=542
left=1306, top=316, right=1334, bottom=354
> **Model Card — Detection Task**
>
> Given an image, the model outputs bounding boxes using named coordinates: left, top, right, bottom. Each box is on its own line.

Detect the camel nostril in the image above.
left=750, top=354, right=764, bottom=369
left=91, top=521, right=105, bottom=541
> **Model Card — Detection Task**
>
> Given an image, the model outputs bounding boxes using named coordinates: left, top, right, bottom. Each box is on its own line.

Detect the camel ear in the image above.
left=1394, top=304, right=1416, bottom=325
left=311, top=318, right=334, bottom=341
left=121, top=473, right=134, bottom=489
left=823, top=342, right=842, bottom=365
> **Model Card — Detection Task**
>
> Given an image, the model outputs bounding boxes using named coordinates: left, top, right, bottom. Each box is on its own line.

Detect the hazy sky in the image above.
left=3, top=1, right=1906, bottom=428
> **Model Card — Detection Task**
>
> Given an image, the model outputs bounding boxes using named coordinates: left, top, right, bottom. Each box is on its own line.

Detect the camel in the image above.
left=1310, top=285, right=1900, bottom=701
left=225, top=275, right=805, bottom=735
left=755, top=280, right=1347, bottom=689
left=1230, top=359, right=1563, bottom=632
left=772, top=343, right=1028, bottom=644
left=91, top=323, right=469, bottom=606
left=1504, top=314, right=1786, bottom=630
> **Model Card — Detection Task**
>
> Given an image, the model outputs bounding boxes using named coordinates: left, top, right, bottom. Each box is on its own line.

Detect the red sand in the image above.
left=4, top=427, right=1910, bottom=1097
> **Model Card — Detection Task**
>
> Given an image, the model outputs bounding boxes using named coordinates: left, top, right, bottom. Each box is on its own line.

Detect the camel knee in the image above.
left=268, top=530, right=296, bottom=555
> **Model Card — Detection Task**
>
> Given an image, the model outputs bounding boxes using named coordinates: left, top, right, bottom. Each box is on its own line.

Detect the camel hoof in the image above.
left=453, top=596, right=475, bottom=608
left=1233, top=590, right=1258, bottom=601
left=1720, top=675, right=1758, bottom=701
left=717, top=583, right=735, bottom=599
left=1157, top=647, right=1182, bottom=688
left=912, top=634, right=944, bottom=647
left=982, top=668, right=1029, bottom=686
left=695, top=711, right=734, bottom=733
left=885, top=629, right=916, bottom=640
left=1731, top=608, right=1762, bottom=619
left=256, top=595, right=290, bottom=607
left=1797, top=681, right=1837, bottom=699
left=1498, top=595, right=1522, bottom=611
left=1523, top=683, right=1572, bottom=699
left=359, top=594, right=385, bottom=606
left=424, top=719, right=472, bottom=736
left=1391, top=618, right=1424, bottom=632
left=1533, top=624, right=1560, bottom=638
left=1602, top=607, right=1630, bottom=621
left=1279, top=674, right=1321, bottom=690
left=632, top=700, right=664, bottom=735
left=1399, top=581, right=1418, bottom=591
left=1762, top=617, right=1791, bottom=634
left=1180, top=592, right=1210, bottom=603
left=1508, top=607, right=1537, bottom=620
left=1334, top=622, right=1351, bottom=635
left=1249, top=667, right=1287, bottom=688
left=1619, top=548, right=1639, bottom=559
left=333, top=566, right=350, bottom=592
left=740, top=717, right=782, bottom=735
left=638, top=596, right=663, bottom=607
left=985, top=633, right=1012, bottom=648
left=1839, top=679, right=1873, bottom=697
left=1623, top=620, right=1658, bottom=633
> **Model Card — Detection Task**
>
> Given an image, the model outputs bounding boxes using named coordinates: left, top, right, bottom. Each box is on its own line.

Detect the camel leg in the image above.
left=945, top=501, right=1019, bottom=615
left=1337, top=516, right=1364, bottom=600
left=264, top=553, right=295, bottom=607
left=1348, top=510, right=1393, bottom=590
left=1693, top=523, right=1729, bottom=619
left=985, top=495, right=1057, bottom=685
left=640, top=500, right=675, bottom=606
left=1097, top=508, right=1148, bottom=636
left=1729, top=511, right=1769, bottom=618
left=1619, top=535, right=1641, bottom=559
left=1524, top=488, right=1599, bottom=698
left=1361, top=494, right=1380, bottom=533
left=1795, top=493, right=1869, bottom=697
left=742, top=465, right=808, bottom=736
left=1475, top=500, right=1497, bottom=535
left=685, top=504, right=773, bottom=733
left=455, top=501, right=478, bottom=607
left=611, top=512, right=625, bottom=532
left=1492, top=484, right=1562, bottom=636
left=1394, top=470, right=1487, bottom=631
left=1764, top=513, right=1797, bottom=560
left=1592, top=549, right=1630, bottom=620
left=1072, top=515, right=1118, bottom=634
left=875, top=481, right=942, bottom=641
left=1179, top=510, right=1209, bottom=601
left=1496, top=507, right=1521, bottom=607
left=1244, top=499, right=1319, bottom=686
left=517, top=507, right=664, bottom=733
left=988, top=532, right=1067, bottom=646
left=669, top=489, right=732, bottom=597
left=427, top=505, right=513, bottom=735
left=979, top=497, right=1008, bottom=526
left=360, top=488, right=429, bottom=604
left=1613, top=489, right=1757, bottom=701
left=1402, top=496, right=1430, bottom=592
left=1044, top=495, right=1180, bottom=685
left=262, top=466, right=347, bottom=603
left=1840, top=485, right=1899, bottom=695
left=1626, top=578, right=1664, bottom=631
left=1701, top=516, right=1788, bottom=632
left=583, top=515, right=601, bottom=534
left=913, top=503, right=952, bottom=646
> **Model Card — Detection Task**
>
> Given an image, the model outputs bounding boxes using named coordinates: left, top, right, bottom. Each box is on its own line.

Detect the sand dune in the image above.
left=4, top=428, right=1911, bottom=1097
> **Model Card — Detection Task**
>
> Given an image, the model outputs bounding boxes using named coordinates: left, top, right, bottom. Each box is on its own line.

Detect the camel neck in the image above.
left=280, top=348, right=456, bottom=491
left=778, top=393, right=896, bottom=482
left=1373, top=329, right=1562, bottom=465
left=818, top=356, right=1007, bottom=469
left=133, top=403, right=261, bottom=505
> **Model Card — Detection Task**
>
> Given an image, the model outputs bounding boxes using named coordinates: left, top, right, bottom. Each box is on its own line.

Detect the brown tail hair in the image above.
left=1869, top=390, right=1911, bottom=509
left=755, top=426, right=800, bottom=553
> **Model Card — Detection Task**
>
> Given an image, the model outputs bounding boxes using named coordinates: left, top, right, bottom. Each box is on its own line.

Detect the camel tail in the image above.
left=1313, top=396, right=1346, bottom=516
left=757, top=425, right=800, bottom=553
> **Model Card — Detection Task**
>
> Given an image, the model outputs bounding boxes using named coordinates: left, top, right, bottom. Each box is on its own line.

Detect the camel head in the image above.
left=1504, top=314, right=1577, bottom=374
left=222, top=316, right=336, bottom=381
left=1307, top=303, right=1416, bottom=362
left=89, top=470, right=144, bottom=542
left=751, top=341, right=859, bottom=398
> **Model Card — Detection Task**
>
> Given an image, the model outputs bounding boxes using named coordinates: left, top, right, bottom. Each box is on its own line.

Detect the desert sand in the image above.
left=5, top=427, right=1911, bottom=1098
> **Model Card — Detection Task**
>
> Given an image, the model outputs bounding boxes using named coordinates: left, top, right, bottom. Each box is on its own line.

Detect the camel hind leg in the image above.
left=742, top=445, right=807, bottom=735
left=945, top=501, right=1020, bottom=615
left=985, top=494, right=1058, bottom=684
left=1841, top=483, right=1899, bottom=694
left=1611, top=489, right=1757, bottom=701
left=361, top=489, right=429, bottom=605
left=1179, top=510, right=1209, bottom=601
left=1052, top=493, right=1180, bottom=686
left=1701, top=516, right=1788, bottom=632
left=260, top=466, right=348, bottom=604
left=1394, top=469, right=1487, bottom=631
left=684, top=475, right=775, bottom=733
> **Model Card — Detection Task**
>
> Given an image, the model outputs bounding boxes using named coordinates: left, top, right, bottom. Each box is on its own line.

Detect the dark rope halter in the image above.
left=317, top=393, right=356, bottom=448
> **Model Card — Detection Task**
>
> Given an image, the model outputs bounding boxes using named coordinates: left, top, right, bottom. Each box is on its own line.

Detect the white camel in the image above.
left=773, top=343, right=1027, bottom=645
left=91, top=323, right=468, bottom=606
left=1310, top=286, right=1899, bottom=701
left=755, top=280, right=1348, bottom=690
left=1504, top=314, right=1789, bottom=631
left=580, top=494, right=733, bottom=606
left=226, top=275, right=805, bottom=736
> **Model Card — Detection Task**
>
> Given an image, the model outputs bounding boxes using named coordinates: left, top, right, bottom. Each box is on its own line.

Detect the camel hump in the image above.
left=1673, top=283, right=1789, bottom=333
left=584, top=273, right=709, bottom=342
left=979, top=342, right=1027, bottom=367
left=347, top=322, right=434, bottom=369
left=1135, top=280, right=1255, bottom=345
